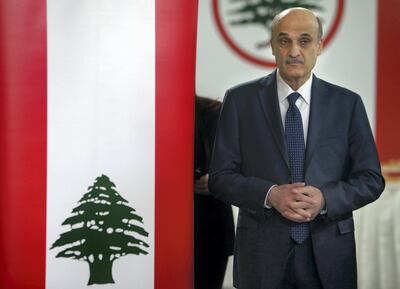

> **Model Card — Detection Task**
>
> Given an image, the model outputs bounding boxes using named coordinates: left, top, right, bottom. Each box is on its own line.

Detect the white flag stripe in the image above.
left=46, top=1, right=155, bottom=288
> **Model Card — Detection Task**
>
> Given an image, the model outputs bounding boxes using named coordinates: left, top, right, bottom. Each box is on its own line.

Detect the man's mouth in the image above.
left=285, top=58, right=304, bottom=65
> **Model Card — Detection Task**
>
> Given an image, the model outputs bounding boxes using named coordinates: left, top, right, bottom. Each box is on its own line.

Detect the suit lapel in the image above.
left=257, top=71, right=290, bottom=169
left=305, top=76, right=329, bottom=171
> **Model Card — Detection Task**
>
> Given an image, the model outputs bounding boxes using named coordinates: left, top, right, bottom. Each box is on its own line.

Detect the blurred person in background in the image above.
left=194, top=96, right=235, bottom=289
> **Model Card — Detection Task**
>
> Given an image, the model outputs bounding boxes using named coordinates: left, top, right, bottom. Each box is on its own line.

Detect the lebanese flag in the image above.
left=376, top=0, right=400, bottom=180
left=0, top=1, right=197, bottom=289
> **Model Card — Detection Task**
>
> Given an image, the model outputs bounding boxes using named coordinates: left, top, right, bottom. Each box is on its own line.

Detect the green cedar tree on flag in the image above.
left=51, top=175, right=149, bottom=285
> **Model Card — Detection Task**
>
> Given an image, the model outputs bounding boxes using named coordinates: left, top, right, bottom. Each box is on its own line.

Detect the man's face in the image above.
left=271, top=10, right=322, bottom=88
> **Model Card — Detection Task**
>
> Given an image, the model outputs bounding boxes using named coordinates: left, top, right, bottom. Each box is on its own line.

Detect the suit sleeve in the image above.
left=321, top=95, right=385, bottom=220
left=208, top=90, right=275, bottom=217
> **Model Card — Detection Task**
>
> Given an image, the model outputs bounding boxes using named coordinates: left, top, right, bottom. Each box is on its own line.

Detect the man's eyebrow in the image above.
left=277, top=32, right=312, bottom=37
left=277, top=32, right=289, bottom=37
left=276, top=32, right=315, bottom=40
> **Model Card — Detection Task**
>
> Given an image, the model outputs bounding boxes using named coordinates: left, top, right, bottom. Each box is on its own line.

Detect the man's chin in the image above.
left=284, top=65, right=304, bottom=74
left=282, top=71, right=304, bottom=81
left=280, top=70, right=310, bottom=87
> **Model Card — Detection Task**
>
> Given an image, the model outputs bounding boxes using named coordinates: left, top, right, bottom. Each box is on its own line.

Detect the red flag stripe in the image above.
left=376, top=0, right=400, bottom=163
left=0, top=1, right=47, bottom=288
left=155, top=0, right=198, bottom=288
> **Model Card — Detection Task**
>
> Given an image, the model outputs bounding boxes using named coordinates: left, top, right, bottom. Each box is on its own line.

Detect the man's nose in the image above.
left=288, top=44, right=301, bottom=57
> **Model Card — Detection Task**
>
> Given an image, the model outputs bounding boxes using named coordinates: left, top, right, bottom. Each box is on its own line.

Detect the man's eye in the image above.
left=300, top=39, right=310, bottom=46
left=279, top=38, right=288, bottom=45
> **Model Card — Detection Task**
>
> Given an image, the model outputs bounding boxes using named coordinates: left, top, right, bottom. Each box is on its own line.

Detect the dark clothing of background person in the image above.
left=194, top=96, right=235, bottom=289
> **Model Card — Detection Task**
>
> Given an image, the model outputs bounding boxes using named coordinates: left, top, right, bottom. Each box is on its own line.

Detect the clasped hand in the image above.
left=194, top=174, right=211, bottom=195
left=267, top=183, right=325, bottom=223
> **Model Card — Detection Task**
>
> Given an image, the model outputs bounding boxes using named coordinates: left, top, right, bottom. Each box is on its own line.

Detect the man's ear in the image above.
left=271, top=40, right=276, bottom=56
left=317, top=39, right=323, bottom=56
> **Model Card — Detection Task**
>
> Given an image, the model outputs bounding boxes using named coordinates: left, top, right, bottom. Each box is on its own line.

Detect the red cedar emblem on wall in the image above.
left=212, top=0, right=345, bottom=67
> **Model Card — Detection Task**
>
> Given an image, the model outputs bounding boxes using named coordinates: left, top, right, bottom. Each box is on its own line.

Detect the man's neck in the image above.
left=286, top=80, right=304, bottom=91
left=278, top=71, right=312, bottom=91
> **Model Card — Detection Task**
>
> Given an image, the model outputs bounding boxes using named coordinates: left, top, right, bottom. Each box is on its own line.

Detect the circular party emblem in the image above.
left=212, top=0, right=345, bottom=67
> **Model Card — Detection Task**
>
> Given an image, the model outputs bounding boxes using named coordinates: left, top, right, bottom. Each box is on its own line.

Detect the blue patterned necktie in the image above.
left=285, top=92, right=309, bottom=244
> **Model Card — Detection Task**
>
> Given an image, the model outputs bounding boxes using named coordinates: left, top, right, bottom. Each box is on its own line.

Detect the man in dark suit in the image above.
left=209, top=7, right=385, bottom=289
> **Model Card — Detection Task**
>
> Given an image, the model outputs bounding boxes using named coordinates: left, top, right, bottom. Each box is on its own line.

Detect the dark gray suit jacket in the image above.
left=209, top=71, right=385, bottom=289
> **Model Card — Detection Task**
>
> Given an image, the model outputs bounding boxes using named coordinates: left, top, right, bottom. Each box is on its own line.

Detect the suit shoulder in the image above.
left=227, top=77, right=263, bottom=93
left=224, top=74, right=272, bottom=100
left=316, top=77, right=363, bottom=106
left=317, top=78, right=360, bottom=98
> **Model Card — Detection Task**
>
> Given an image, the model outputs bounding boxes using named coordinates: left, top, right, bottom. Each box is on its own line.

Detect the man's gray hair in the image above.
left=271, top=8, right=323, bottom=40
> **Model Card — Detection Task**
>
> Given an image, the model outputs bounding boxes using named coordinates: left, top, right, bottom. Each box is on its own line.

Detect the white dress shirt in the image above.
left=264, top=71, right=313, bottom=207
left=276, top=70, right=312, bottom=144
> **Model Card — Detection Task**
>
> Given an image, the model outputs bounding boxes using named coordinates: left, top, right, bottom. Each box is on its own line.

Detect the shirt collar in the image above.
left=276, top=69, right=313, bottom=105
